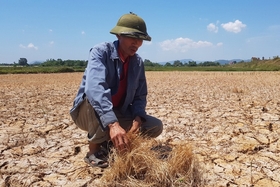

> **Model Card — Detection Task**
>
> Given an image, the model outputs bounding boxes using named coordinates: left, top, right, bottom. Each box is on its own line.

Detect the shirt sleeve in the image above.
left=85, top=46, right=118, bottom=130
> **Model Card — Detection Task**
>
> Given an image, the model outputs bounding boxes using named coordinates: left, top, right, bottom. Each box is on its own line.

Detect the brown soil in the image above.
left=0, top=72, right=279, bottom=187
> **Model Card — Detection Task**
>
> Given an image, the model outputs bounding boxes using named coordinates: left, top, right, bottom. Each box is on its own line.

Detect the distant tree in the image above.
left=173, top=60, right=183, bottom=67
left=188, top=61, right=197, bottom=67
left=57, top=58, right=64, bottom=66
left=77, top=60, right=87, bottom=66
left=201, top=61, right=220, bottom=66
left=143, top=59, right=162, bottom=67
left=183, top=62, right=189, bottom=66
left=144, top=59, right=154, bottom=66
left=165, top=62, right=172, bottom=66
left=40, top=59, right=87, bottom=67
left=18, top=58, right=28, bottom=66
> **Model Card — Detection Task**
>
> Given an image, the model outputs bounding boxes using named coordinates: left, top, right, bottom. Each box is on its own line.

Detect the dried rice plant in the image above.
left=99, top=133, right=204, bottom=187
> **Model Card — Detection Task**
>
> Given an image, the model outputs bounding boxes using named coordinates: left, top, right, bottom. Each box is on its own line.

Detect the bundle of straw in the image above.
left=99, top=133, right=203, bottom=187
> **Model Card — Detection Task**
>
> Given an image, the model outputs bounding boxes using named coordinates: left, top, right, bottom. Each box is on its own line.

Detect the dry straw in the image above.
left=99, top=133, right=204, bottom=187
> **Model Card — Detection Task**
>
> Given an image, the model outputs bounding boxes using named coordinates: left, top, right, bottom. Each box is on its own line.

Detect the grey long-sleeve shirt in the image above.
left=70, top=40, right=147, bottom=130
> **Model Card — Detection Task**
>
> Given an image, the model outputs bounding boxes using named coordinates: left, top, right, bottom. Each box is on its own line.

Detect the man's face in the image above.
left=117, top=35, right=143, bottom=59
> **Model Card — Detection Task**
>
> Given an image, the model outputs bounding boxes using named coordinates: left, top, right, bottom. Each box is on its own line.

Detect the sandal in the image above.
left=84, top=150, right=109, bottom=168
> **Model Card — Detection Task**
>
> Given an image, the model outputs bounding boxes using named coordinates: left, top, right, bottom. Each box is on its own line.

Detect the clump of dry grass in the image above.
left=99, top=133, right=203, bottom=187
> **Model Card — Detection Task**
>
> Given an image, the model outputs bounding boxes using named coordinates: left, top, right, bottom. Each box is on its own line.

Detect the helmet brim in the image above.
left=110, top=26, right=151, bottom=41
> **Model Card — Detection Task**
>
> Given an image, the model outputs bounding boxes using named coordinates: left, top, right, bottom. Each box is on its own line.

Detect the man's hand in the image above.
left=108, top=122, right=129, bottom=151
left=128, top=116, right=142, bottom=134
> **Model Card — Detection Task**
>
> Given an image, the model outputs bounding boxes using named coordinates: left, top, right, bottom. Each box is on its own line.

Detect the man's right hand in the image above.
left=108, top=122, right=129, bottom=151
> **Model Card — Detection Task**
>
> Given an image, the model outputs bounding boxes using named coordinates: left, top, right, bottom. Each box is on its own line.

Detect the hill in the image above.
left=230, top=57, right=280, bottom=70
left=158, top=58, right=250, bottom=65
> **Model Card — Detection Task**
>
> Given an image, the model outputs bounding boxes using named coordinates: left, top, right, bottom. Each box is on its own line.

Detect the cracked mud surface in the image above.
left=1, top=72, right=280, bottom=187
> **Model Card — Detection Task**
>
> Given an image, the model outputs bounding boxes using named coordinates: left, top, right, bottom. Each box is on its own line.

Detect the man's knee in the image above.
left=142, top=116, right=163, bottom=138
left=74, top=99, right=108, bottom=142
left=88, top=130, right=110, bottom=144
left=150, top=119, right=163, bottom=137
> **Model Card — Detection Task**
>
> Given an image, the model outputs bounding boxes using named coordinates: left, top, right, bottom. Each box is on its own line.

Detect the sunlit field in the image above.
left=1, top=72, right=280, bottom=186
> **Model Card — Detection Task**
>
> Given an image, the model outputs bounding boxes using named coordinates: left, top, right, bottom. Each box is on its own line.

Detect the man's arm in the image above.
left=85, top=46, right=118, bottom=130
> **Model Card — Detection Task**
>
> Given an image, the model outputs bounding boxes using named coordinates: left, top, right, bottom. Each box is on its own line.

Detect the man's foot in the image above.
left=84, top=149, right=108, bottom=168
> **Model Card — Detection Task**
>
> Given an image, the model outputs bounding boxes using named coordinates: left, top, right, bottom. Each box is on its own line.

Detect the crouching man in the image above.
left=70, top=12, right=163, bottom=168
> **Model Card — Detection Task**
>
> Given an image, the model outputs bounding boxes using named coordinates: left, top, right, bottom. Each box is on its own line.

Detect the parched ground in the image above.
left=0, top=72, right=280, bottom=187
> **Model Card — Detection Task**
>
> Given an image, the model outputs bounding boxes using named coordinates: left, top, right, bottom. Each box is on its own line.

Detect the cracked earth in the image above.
left=0, top=72, right=280, bottom=187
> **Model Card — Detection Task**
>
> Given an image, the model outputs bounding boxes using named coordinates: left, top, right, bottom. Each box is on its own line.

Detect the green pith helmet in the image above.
left=110, top=12, right=151, bottom=41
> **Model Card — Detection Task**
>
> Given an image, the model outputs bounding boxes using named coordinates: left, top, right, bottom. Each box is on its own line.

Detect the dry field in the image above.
left=0, top=72, right=280, bottom=187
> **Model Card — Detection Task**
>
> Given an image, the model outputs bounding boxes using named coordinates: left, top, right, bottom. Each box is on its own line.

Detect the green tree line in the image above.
left=40, top=59, right=88, bottom=67
left=6, top=58, right=221, bottom=68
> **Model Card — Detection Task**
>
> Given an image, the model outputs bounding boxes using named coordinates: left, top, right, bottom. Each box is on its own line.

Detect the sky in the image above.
left=1, top=0, right=280, bottom=64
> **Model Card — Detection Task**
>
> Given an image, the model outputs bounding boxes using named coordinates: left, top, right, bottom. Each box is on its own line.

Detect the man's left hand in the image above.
left=128, top=116, right=142, bottom=134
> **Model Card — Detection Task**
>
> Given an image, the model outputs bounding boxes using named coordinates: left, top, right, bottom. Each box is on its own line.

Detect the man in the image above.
left=70, top=12, right=163, bottom=168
